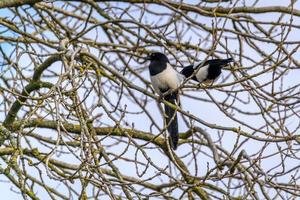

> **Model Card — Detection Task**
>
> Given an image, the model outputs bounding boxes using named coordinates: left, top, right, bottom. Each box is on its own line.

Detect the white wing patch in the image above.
left=195, top=64, right=209, bottom=83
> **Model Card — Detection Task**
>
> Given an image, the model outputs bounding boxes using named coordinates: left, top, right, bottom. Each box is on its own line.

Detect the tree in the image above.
left=0, top=1, right=299, bottom=199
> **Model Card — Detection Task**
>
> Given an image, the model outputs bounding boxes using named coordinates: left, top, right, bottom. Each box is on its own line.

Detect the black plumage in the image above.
left=145, top=52, right=234, bottom=149
left=164, top=92, right=179, bottom=150
left=181, top=58, right=233, bottom=83
left=146, top=52, right=183, bottom=150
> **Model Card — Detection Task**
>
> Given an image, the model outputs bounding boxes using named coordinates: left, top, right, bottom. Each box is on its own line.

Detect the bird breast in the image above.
left=150, top=64, right=183, bottom=94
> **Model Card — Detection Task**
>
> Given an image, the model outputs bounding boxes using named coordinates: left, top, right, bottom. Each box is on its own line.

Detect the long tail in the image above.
left=225, top=58, right=234, bottom=63
left=203, top=58, right=234, bottom=67
left=164, top=93, right=178, bottom=150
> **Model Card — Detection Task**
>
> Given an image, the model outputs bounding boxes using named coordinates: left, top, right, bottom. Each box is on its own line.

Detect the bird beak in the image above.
left=137, top=56, right=151, bottom=64
left=144, top=56, right=151, bottom=61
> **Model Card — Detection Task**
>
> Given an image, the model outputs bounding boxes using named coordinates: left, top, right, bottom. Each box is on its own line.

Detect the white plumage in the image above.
left=150, top=63, right=184, bottom=94
left=195, top=64, right=209, bottom=83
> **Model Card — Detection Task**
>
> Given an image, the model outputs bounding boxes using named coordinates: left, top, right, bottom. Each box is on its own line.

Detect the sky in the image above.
left=0, top=0, right=300, bottom=199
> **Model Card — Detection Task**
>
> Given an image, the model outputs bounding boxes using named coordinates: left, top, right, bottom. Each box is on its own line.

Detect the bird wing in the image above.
left=180, top=61, right=209, bottom=82
left=195, top=64, right=209, bottom=83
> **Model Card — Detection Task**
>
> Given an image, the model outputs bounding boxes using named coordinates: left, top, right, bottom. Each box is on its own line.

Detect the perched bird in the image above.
left=180, top=58, right=233, bottom=85
left=146, top=52, right=184, bottom=150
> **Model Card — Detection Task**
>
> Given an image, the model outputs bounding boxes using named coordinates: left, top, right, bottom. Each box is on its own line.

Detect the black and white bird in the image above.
left=146, top=52, right=184, bottom=150
left=145, top=52, right=233, bottom=149
left=180, top=58, right=234, bottom=84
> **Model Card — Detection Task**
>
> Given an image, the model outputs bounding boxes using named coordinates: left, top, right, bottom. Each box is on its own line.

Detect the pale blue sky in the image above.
left=0, top=1, right=300, bottom=199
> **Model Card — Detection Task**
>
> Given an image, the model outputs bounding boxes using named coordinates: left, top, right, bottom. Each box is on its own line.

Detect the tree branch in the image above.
left=0, top=0, right=40, bottom=8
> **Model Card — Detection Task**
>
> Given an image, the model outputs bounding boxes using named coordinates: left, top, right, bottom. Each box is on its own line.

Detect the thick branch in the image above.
left=3, top=81, right=53, bottom=128
left=3, top=54, right=60, bottom=129
left=101, top=0, right=300, bottom=17
left=0, top=0, right=40, bottom=8
left=12, top=118, right=165, bottom=147
left=2, top=1, right=299, bottom=17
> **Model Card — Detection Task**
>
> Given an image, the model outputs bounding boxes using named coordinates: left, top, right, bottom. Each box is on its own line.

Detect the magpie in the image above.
left=180, top=58, right=234, bottom=85
left=146, top=52, right=184, bottom=150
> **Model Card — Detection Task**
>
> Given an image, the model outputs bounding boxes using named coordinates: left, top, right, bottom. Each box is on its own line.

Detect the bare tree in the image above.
left=0, top=1, right=300, bottom=199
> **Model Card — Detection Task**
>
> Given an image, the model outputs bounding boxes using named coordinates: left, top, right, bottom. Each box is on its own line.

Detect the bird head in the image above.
left=146, top=52, right=169, bottom=63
